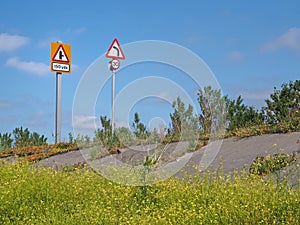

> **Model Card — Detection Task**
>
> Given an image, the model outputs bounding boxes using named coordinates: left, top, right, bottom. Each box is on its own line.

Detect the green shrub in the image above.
left=226, top=95, right=264, bottom=131
left=264, top=80, right=300, bottom=124
left=0, top=133, right=13, bottom=150
left=13, top=127, right=47, bottom=148
left=249, top=150, right=297, bottom=176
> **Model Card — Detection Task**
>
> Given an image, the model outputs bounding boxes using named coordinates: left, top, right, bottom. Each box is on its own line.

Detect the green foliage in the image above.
left=114, top=127, right=134, bottom=146
left=68, top=132, right=91, bottom=146
left=132, top=112, right=148, bottom=139
left=137, top=148, right=168, bottom=199
left=264, top=80, right=300, bottom=124
left=168, top=97, right=198, bottom=141
left=30, top=131, right=47, bottom=146
left=0, top=163, right=299, bottom=224
left=13, top=127, right=30, bottom=147
left=99, top=115, right=112, bottom=139
left=226, top=95, right=264, bottom=131
left=226, top=122, right=300, bottom=139
left=94, top=116, right=119, bottom=149
left=62, top=162, right=86, bottom=172
left=12, top=127, right=47, bottom=148
left=196, top=80, right=299, bottom=138
left=68, top=132, right=75, bottom=144
left=249, top=151, right=297, bottom=176
left=0, top=127, right=47, bottom=149
left=84, top=80, right=300, bottom=152
left=197, top=86, right=227, bottom=134
left=0, top=133, right=13, bottom=150
left=199, top=80, right=299, bottom=138
left=93, top=114, right=162, bottom=152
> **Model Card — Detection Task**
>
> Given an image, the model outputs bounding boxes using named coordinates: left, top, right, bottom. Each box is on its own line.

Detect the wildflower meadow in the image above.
left=0, top=161, right=299, bottom=224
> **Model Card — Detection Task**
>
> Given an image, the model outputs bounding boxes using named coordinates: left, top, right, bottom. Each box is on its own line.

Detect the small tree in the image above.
left=264, top=80, right=300, bottom=124
left=197, top=86, right=227, bottom=134
left=168, top=97, right=198, bottom=140
left=94, top=116, right=114, bottom=146
left=13, top=127, right=30, bottom=148
left=29, top=132, right=47, bottom=146
left=12, top=127, right=47, bottom=148
left=226, top=95, right=264, bottom=131
left=0, top=132, right=13, bottom=150
left=132, top=112, right=148, bottom=139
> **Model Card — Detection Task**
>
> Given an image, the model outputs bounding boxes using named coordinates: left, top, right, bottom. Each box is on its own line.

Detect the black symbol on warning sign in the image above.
left=113, top=46, right=119, bottom=56
left=52, top=45, right=70, bottom=63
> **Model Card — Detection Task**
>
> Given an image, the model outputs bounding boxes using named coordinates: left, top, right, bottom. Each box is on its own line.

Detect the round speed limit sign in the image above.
left=110, top=59, right=120, bottom=70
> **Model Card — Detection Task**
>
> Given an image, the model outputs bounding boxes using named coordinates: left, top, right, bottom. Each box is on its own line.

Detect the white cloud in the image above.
left=6, top=57, right=49, bottom=76
left=228, top=51, right=243, bottom=62
left=72, top=115, right=99, bottom=130
left=0, top=33, right=29, bottom=52
left=261, top=27, right=300, bottom=52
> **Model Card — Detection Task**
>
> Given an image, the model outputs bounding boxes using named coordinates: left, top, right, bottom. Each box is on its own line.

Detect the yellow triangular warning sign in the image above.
left=52, top=45, right=70, bottom=63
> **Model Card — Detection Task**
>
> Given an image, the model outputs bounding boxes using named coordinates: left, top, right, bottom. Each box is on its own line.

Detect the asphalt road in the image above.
left=38, top=132, right=300, bottom=180
left=185, top=132, right=300, bottom=174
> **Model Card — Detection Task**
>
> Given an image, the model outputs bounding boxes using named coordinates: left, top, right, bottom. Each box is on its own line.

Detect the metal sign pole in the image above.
left=51, top=40, right=71, bottom=144
left=55, top=72, right=62, bottom=143
left=106, top=38, right=124, bottom=135
left=111, top=69, right=115, bottom=134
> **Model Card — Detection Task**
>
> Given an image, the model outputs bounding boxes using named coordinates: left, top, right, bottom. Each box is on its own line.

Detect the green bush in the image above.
left=167, top=97, right=198, bottom=142
left=13, top=127, right=47, bottom=148
left=264, top=80, right=300, bottom=125
left=132, top=112, right=148, bottom=139
left=226, top=95, right=264, bottom=131
left=249, top=149, right=297, bottom=176
left=0, top=133, right=13, bottom=150
left=94, top=116, right=120, bottom=150
left=197, top=86, right=227, bottom=134
left=0, top=127, right=47, bottom=150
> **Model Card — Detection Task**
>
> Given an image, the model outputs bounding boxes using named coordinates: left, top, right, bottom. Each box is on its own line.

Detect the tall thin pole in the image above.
left=111, top=69, right=115, bottom=134
left=55, top=72, right=62, bottom=143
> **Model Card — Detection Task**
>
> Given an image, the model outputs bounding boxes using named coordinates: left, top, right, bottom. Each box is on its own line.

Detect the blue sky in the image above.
left=1, top=1, right=300, bottom=142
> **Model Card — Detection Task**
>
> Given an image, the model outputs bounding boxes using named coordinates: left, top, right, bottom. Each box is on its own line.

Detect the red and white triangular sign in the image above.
left=105, top=38, right=125, bottom=60
left=52, top=45, right=70, bottom=63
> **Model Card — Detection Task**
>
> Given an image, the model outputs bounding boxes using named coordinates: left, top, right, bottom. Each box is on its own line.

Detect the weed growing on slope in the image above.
left=249, top=144, right=297, bottom=176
